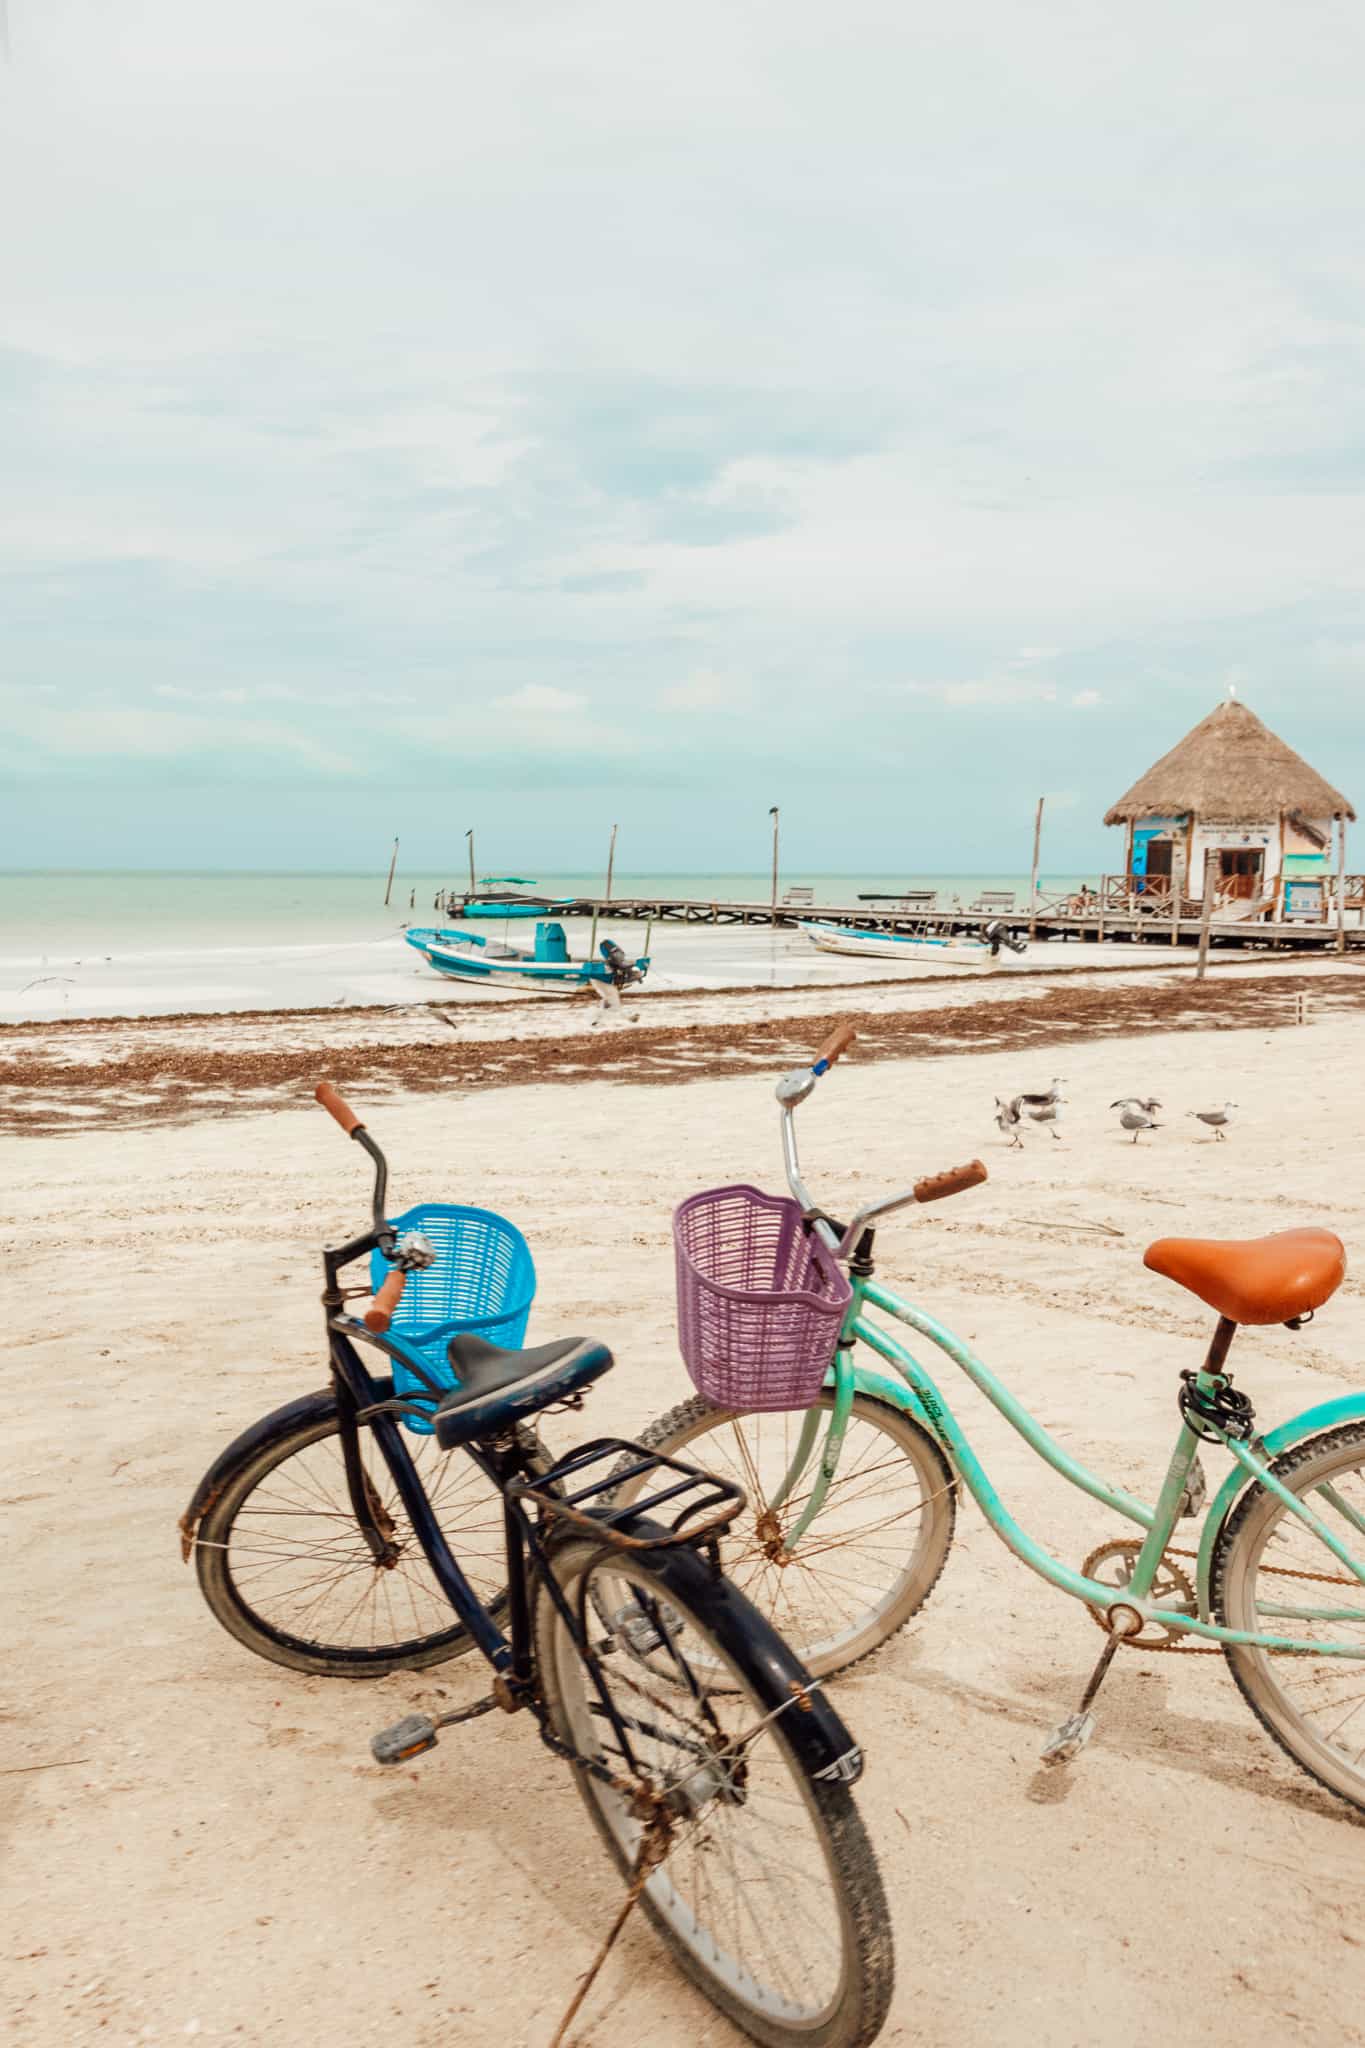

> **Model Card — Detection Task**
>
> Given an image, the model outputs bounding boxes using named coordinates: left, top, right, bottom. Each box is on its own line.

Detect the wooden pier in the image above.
left=531, top=873, right=1365, bottom=954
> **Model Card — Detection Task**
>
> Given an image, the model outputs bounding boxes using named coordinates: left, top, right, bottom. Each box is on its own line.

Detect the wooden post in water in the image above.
left=1196, top=875, right=1216, bottom=981
left=605, top=823, right=618, bottom=902
left=466, top=829, right=476, bottom=895
left=384, top=837, right=399, bottom=906
left=769, top=806, right=780, bottom=925
left=1337, top=812, right=1348, bottom=954
left=1028, top=798, right=1044, bottom=941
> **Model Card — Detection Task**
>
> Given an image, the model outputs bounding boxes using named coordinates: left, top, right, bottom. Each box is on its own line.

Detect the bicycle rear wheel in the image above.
left=1214, top=1420, right=1365, bottom=1813
left=614, top=1391, right=955, bottom=1678
left=534, top=1537, right=894, bottom=2048
left=193, top=1385, right=542, bottom=1677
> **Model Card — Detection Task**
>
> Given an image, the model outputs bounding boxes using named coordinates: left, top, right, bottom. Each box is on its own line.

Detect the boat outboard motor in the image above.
left=600, top=939, right=643, bottom=989
left=983, top=919, right=1027, bottom=958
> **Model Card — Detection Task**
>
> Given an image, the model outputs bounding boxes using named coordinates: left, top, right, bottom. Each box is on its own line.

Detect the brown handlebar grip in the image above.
left=814, top=1023, right=857, bottom=1070
left=914, top=1159, right=988, bottom=1204
left=315, top=1081, right=364, bottom=1135
left=363, top=1267, right=407, bottom=1334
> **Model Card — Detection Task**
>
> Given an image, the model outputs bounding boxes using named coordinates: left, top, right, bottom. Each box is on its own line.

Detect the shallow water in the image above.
left=0, top=868, right=1097, bottom=1020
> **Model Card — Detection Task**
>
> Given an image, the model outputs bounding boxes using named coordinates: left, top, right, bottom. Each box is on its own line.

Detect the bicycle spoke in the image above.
left=210, top=1414, right=521, bottom=1661
left=545, top=1549, right=854, bottom=2027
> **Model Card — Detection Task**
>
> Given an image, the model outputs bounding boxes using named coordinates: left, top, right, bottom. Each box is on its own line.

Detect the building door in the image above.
left=1143, top=840, right=1174, bottom=894
left=1218, top=849, right=1263, bottom=900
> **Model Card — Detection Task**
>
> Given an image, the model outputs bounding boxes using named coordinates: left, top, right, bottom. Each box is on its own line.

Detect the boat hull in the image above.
left=797, top=921, right=997, bottom=965
left=457, top=901, right=562, bottom=919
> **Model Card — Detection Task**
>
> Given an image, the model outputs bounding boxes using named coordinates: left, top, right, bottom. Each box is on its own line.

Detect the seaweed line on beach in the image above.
left=4, top=971, right=1363, bottom=1136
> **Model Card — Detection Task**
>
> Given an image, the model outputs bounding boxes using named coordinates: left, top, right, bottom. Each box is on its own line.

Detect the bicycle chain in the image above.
left=1082, top=1541, right=1362, bottom=1654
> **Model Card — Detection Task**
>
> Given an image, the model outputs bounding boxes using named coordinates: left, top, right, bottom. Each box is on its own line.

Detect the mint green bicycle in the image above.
left=621, top=1025, right=1365, bottom=1814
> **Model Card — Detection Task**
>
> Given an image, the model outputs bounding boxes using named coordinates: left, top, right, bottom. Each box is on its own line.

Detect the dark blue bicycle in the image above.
left=180, top=1083, right=894, bottom=2047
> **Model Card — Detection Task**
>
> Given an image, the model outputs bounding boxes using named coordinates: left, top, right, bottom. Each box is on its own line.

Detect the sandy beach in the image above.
left=6, top=959, right=1365, bottom=2047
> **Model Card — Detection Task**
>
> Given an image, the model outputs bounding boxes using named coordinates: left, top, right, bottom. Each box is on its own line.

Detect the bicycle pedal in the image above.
left=1040, top=1711, right=1096, bottom=1766
left=612, top=1602, right=685, bottom=1657
left=371, top=1713, right=439, bottom=1766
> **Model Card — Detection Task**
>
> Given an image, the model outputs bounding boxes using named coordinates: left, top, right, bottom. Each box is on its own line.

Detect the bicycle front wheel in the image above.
left=535, top=1537, right=894, bottom=2048
left=615, top=1392, right=956, bottom=1677
left=194, top=1386, right=543, bottom=1677
left=1214, top=1420, right=1365, bottom=1813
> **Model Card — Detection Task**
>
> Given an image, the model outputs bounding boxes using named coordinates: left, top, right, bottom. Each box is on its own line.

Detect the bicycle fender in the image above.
left=178, top=1385, right=350, bottom=1560
left=603, top=1512, right=866, bottom=1787
left=835, top=1359, right=945, bottom=1449
left=1195, top=1391, right=1365, bottom=1616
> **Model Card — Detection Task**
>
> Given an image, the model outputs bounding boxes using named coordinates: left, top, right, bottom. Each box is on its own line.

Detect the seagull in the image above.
left=1016, top=1077, right=1066, bottom=1110
left=1111, top=1096, right=1162, bottom=1116
left=1022, top=1099, right=1063, bottom=1141
left=995, top=1096, right=1024, bottom=1147
left=1116, top=1104, right=1160, bottom=1143
left=1188, top=1103, right=1236, bottom=1141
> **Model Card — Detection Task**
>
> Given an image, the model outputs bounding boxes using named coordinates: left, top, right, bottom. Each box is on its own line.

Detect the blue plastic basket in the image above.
left=369, top=1203, right=536, bottom=1434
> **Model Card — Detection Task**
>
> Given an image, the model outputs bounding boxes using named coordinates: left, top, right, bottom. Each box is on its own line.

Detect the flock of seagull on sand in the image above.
left=993, top=1079, right=1238, bottom=1148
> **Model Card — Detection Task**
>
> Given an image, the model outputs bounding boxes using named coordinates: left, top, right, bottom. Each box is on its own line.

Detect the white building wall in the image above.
left=1189, top=822, right=1278, bottom=897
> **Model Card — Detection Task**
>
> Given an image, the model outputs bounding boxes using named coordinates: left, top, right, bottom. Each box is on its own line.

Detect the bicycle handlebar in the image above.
left=363, top=1267, right=407, bottom=1333
left=315, top=1079, right=393, bottom=1247
left=812, top=1022, right=856, bottom=1072
left=913, top=1160, right=988, bottom=1204
left=316, top=1081, right=364, bottom=1135
left=777, top=1027, right=986, bottom=1257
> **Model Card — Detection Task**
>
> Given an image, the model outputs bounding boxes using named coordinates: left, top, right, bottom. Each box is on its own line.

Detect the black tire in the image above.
left=534, top=1536, right=894, bottom=2048
left=194, top=1386, right=544, bottom=1678
left=1213, top=1420, right=1365, bottom=1813
left=611, top=1391, right=956, bottom=1679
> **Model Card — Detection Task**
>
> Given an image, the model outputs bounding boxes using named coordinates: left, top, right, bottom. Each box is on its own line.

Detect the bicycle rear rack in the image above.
left=507, top=1436, right=746, bottom=1552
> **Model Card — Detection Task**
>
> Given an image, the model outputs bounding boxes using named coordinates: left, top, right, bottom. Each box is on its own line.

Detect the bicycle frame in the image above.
left=774, top=1266, right=1365, bottom=1659
left=320, top=1201, right=673, bottom=1778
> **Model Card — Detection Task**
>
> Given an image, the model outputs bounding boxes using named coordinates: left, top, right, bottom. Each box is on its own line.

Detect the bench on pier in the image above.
left=970, top=890, right=1016, bottom=914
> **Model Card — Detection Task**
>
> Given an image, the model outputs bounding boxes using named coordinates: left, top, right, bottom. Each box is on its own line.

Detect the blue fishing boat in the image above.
left=434, top=877, right=577, bottom=920
left=406, top=921, right=650, bottom=999
left=457, top=899, right=574, bottom=920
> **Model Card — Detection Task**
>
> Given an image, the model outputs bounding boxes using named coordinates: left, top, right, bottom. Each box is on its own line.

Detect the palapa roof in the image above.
left=1103, top=698, right=1354, bottom=827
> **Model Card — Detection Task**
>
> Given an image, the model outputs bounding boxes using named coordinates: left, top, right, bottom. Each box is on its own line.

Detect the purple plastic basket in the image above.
left=673, top=1184, right=853, bottom=1412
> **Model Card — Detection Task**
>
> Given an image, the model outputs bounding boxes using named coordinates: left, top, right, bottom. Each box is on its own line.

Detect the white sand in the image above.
left=5, top=1010, right=1365, bottom=2046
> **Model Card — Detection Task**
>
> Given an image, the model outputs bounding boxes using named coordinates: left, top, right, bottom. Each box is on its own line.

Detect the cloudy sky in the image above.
left=3, top=0, right=1365, bottom=874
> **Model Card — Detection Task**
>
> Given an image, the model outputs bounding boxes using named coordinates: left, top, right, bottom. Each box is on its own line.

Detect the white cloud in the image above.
left=2, top=701, right=358, bottom=775
left=661, top=668, right=744, bottom=711
left=6, top=0, right=1365, bottom=854
left=902, top=679, right=1058, bottom=708
left=494, top=685, right=586, bottom=716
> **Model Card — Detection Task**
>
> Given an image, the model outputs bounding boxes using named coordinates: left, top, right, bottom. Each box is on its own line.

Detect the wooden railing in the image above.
left=1069, top=875, right=1365, bottom=925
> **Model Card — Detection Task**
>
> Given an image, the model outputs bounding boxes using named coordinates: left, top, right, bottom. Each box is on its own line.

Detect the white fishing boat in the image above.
left=797, top=920, right=1025, bottom=965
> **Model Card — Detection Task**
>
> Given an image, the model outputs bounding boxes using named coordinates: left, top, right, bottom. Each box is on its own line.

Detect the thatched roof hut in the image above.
left=1104, top=699, right=1352, bottom=913
left=1104, top=699, right=1353, bottom=827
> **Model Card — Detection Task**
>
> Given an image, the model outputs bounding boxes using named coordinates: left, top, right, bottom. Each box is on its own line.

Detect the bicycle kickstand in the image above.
left=1040, top=1612, right=1143, bottom=1766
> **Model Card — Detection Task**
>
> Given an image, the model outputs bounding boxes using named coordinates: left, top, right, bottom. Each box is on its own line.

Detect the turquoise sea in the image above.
left=0, top=869, right=1091, bottom=1021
